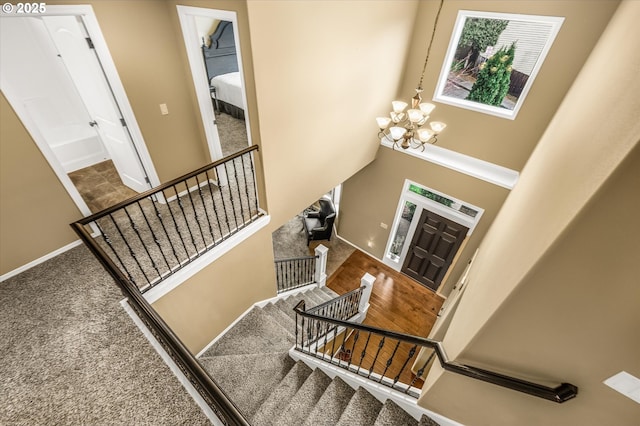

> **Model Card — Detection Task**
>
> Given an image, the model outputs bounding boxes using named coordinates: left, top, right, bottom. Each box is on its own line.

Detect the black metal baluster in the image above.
left=330, top=325, right=338, bottom=361
left=357, top=332, right=372, bottom=375
left=380, top=340, right=402, bottom=383
left=123, top=207, right=162, bottom=283
left=300, top=316, right=305, bottom=349
left=368, top=337, right=386, bottom=379
left=172, top=185, right=199, bottom=255
left=194, top=174, right=215, bottom=244
left=230, top=158, right=247, bottom=226
left=314, top=320, right=321, bottom=356
left=136, top=201, right=172, bottom=274
left=204, top=170, right=224, bottom=243
left=393, top=344, right=417, bottom=388
left=322, top=321, right=330, bottom=361
left=185, top=177, right=208, bottom=249
left=249, top=150, right=259, bottom=215
left=108, top=213, right=151, bottom=286
left=348, top=330, right=359, bottom=370
left=150, top=197, right=181, bottom=267
left=223, top=161, right=240, bottom=231
left=96, top=221, right=135, bottom=285
left=165, top=190, right=192, bottom=262
left=406, top=349, right=436, bottom=394
left=338, top=327, right=350, bottom=367
left=240, top=153, right=253, bottom=221
left=216, top=165, right=233, bottom=238
left=295, top=312, right=299, bottom=348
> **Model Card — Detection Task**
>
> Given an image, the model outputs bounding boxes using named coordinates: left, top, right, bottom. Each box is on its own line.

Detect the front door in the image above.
left=401, top=209, right=468, bottom=291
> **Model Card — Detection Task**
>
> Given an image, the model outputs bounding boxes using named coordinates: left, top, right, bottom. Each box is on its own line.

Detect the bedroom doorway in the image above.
left=0, top=6, right=158, bottom=216
left=176, top=6, right=252, bottom=164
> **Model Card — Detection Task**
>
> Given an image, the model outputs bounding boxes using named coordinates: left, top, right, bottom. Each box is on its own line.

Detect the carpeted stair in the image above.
left=199, top=286, right=440, bottom=425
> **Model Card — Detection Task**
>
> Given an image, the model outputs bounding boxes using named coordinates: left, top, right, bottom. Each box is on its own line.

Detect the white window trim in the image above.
left=382, top=180, right=484, bottom=271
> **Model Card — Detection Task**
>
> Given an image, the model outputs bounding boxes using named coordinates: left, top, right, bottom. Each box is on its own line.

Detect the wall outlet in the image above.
left=159, top=103, right=169, bottom=115
left=380, top=222, right=388, bottom=229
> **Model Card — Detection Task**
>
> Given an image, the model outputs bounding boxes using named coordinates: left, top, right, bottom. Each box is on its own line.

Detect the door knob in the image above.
left=89, top=121, right=98, bottom=127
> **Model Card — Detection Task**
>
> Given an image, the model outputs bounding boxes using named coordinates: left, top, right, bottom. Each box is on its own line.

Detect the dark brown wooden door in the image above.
left=401, top=209, right=468, bottom=291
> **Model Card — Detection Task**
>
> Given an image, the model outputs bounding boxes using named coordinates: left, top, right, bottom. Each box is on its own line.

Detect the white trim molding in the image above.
left=145, top=215, right=270, bottom=304
left=381, top=140, right=519, bottom=189
left=0, top=240, right=83, bottom=283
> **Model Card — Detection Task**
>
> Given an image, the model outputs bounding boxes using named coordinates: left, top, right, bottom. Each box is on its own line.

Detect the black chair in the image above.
left=302, top=198, right=336, bottom=246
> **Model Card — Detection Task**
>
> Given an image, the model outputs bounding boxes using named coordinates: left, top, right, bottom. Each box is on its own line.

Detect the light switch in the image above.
left=159, top=103, right=169, bottom=115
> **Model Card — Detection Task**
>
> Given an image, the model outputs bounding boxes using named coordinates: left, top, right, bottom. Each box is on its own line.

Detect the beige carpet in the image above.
left=0, top=245, right=209, bottom=424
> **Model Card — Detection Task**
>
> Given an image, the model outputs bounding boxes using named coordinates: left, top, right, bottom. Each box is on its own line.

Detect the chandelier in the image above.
left=377, top=0, right=446, bottom=150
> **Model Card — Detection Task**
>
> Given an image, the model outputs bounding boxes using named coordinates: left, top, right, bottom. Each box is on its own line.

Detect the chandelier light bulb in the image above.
left=407, top=109, right=423, bottom=123
left=430, top=121, right=447, bottom=133
left=419, top=103, right=436, bottom=115
left=389, top=126, right=407, bottom=141
left=391, top=101, right=408, bottom=113
left=376, top=117, right=391, bottom=130
left=417, top=128, right=434, bottom=142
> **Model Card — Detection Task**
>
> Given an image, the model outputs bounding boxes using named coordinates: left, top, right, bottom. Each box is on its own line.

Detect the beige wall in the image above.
left=246, top=0, right=419, bottom=228
left=152, top=0, right=422, bottom=351
left=339, top=0, right=619, bottom=296
left=153, top=226, right=276, bottom=353
left=421, top=1, right=640, bottom=424
left=0, top=94, right=82, bottom=275
left=339, top=147, right=510, bottom=296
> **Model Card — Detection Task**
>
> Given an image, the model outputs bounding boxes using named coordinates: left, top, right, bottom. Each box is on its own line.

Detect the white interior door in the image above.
left=41, top=15, right=149, bottom=193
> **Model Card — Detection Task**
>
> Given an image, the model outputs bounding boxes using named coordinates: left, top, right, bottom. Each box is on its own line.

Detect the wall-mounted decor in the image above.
left=434, top=10, right=564, bottom=120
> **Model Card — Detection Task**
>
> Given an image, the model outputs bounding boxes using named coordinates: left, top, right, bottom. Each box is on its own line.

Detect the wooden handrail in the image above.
left=70, top=221, right=251, bottom=425
left=294, top=300, right=578, bottom=403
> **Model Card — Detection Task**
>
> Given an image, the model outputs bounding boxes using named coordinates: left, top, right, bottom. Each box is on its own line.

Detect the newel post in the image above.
left=314, top=244, right=328, bottom=287
left=359, top=273, right=375, bottom=313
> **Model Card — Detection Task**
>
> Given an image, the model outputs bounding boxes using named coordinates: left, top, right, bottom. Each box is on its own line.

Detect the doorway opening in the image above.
left=383, top=180, right=484, bottom=292
left=176, top=6, right=252, bottom=165
left=0, top=6, right=158, bottom=215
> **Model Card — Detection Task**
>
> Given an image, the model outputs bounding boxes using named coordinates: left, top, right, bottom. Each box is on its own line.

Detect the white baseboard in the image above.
left=144, top=214, right=270, bottom=304
left=120, top=298, right=225, bottom=426
left=335, top=233, right=382, bottom=262
left=196, top=284, right=316, bottom=358
left=0, top=239, right=83, bottom=283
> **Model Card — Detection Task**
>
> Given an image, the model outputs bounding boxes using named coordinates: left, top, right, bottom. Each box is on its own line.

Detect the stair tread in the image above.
left=199, top=352, right=295, bottom=418
left=302, top=376, right=356, bottom=426
left=262, top=303, right=296, bottom=333
left=374, top=399, right=418, bottom=426
left=251, top=360, right=313, bottom=425
left=304, top=289, right=327, bottom=306
left=335, top=387, right=383, bottom=426
left=419, top=414, right=441, bottom=426
left=319, top=286, right=340, bottom=299
left=273, top=367, right=332, bottom=426
left=201, top=307, right=293, bottom=357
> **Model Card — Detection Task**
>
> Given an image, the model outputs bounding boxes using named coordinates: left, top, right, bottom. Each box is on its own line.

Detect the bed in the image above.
left=202, top=20, right=245, bottom=120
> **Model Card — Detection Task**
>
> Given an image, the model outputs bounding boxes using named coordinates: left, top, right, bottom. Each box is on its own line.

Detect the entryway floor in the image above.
left=68, top=160, right=138, bottom=213
left=326, top=249, right=445, bottom=387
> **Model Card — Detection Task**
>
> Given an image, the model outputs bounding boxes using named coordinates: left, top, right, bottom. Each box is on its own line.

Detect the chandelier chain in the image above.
left=418, top=0, right=445, bottom=91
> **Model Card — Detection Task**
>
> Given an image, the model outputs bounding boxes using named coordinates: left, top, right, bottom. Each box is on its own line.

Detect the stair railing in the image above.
left=293, top=301, right=578, bottom=403
left=274, top=255, right=318, bottom=293
left=274, top=244, right=329, bottom=293
left=73, top=145, right=262, bottom=294
left=70, top=147, right=263, bottom=425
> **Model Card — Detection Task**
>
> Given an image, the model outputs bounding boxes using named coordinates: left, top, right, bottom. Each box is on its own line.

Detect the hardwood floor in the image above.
left=326, top=250, right=445, bottom=389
